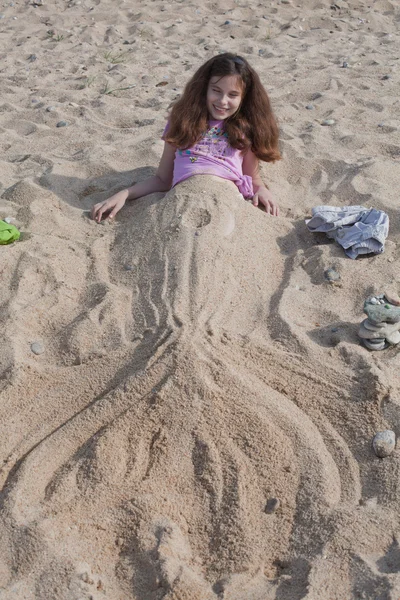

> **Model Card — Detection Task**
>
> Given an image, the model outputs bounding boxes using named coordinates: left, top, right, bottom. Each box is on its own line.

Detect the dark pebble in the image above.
left=382, top=74, right=391, bottom=80
left=56, top=120, right=68, bottom=127
left=305, top=104, right=314, bottom=110
left=342, top=61, right=348, bottom=68
left=224, top=20, right=231, bottom=25
left=124, top=264, right=134, bottom=271
left=265, top=498, right=280, bottom=514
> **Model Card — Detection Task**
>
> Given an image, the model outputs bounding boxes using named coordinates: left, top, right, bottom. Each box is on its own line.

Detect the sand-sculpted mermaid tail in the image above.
left=0, top=176, right=397, bottom=599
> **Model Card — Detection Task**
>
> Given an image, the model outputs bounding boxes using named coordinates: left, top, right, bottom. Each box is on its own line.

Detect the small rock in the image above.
left=31, top=342, right=44, bottom=355
left=311, top=92, right=323, bottom=100
left=224, top=20, right=231, bottom=25
left=69, top=102, right=79, bottom=107
left=364, top=301, right=400, bottom=325
left=322, top=119, right=335, bottom=126
left=0, top=14, right=5, bottom=19
left=265, top=498, right=280, bottom=513
left=382, top=74, right=391, bottom=80
left=4, top=217, right=13, bottom=224
left=324, top=268, right=340, bottom=283
left=372, top=430, right=396, bottom=458
left=124, top=264, right=134, bottom=271
left=305, top=104, right=314, bottom=110
left=46, top=106, right=56, bottom=112
left=56, top=120, right=68, bottom=127
left=331, top=327, right=339, bottom=333
left=28, top=54, right=37, bottom=62
left=342, top=61, right=348, bottom=68
left=384, top=288, right=400, bottom=306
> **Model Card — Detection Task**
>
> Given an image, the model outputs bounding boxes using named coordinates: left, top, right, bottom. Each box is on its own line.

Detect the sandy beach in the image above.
left=1, top=0, right=400, bottom=598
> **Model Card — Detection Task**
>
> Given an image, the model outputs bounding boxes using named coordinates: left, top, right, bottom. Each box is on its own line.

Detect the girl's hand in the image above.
left=91, top=189, right=129, bottom=223
left=251, top=187, right=279, bottom=216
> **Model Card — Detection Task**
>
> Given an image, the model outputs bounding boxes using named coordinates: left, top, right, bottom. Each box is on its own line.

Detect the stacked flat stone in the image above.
left=358, top=294, right=400, bottom=351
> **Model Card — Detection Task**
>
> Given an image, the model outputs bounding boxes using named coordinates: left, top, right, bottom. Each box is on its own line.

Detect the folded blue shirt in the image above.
left=305, top=205, right=389, bottom=259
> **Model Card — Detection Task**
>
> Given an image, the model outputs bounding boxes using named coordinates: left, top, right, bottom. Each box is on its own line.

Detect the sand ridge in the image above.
left=1, top=0, right=400, bottom=598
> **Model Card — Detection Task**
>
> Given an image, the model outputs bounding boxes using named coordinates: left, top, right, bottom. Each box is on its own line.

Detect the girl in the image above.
left=91, top=53, right=281, bottom=222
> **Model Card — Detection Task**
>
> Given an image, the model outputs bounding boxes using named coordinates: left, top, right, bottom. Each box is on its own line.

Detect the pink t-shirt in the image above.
left=162, top=120, right=254, bottom=199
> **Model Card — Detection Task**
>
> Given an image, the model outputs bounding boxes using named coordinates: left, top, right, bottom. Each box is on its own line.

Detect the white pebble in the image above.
left=372, top=430, right=396, bottom=458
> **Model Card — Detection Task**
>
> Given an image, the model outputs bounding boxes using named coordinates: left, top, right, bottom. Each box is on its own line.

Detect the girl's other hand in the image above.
left=91, top=189, right=129, bottom=223
left=252, top=187, right=279, bottom=216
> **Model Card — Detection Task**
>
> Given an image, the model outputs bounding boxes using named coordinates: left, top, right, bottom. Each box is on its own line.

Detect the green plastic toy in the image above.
left=0, top=220, right=20, bottom=244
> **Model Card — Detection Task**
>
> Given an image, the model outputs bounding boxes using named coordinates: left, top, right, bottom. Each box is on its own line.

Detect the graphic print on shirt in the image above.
left=178, top=125, right=234, bottom=165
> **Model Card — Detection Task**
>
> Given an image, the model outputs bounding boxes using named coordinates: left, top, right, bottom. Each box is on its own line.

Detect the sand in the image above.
left=1, top=0, right=400, bottom=598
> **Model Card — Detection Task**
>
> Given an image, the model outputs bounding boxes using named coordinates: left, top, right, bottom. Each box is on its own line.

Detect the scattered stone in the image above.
left=31, top=0, right=44, bottom=4
left=224, top=20, right=231, bottom=25
left=324, top=268, right=340, bottom=283
left=31, top=342, right=44, bottom=355
left=69, top=102, right=79, bottom=107
left=372, top=430, right=396, bottom=458
left=4, top=217, right=13, bottom=224
left=331, top=326, right=339, bottom=333
left=305, top=104, right=314, bottom=110
left=384, top=288, right=400, bottom=306
left=382, top=74, right=391, bottom=80
left=124, top=264, right=134, bottom=271
left=134, top=118, right=155, bottom=127
left=56, top=120, right=68, bottom=127
left=265, top=498, right=280, bottom=513
left=311, top=92, right=323, bottom=100
left=342, top=61, right=348, bottom=68
left=46, top=106, right=56, bottom=112
left=27, top=54, right=37, bottom=62
left=322, top=119, right=335, bottom=126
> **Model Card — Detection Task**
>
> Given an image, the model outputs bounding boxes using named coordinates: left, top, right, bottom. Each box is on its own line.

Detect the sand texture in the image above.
left=1, top=0, right=400, bottom=598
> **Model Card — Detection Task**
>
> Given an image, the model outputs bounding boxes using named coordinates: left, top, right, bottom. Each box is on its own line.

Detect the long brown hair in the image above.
left=164, top=53, right=281, bottom=162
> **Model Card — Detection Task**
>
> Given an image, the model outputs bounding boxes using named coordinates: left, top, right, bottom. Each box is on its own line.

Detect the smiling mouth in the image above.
left=214, top=106, right=228, bottom=112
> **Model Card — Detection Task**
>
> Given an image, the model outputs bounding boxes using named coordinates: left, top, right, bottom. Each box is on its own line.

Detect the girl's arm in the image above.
left=91, top=142, right=176, bottom=222
left=242, top=150, right=279, bottom=216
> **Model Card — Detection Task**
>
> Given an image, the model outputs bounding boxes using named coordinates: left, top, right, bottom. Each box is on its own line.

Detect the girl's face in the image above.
left=206, top=74, right=243, bottom=120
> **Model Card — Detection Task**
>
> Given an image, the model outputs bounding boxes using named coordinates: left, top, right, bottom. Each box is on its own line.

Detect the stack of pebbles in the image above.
left=359, top=293, right=400, bottom=351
